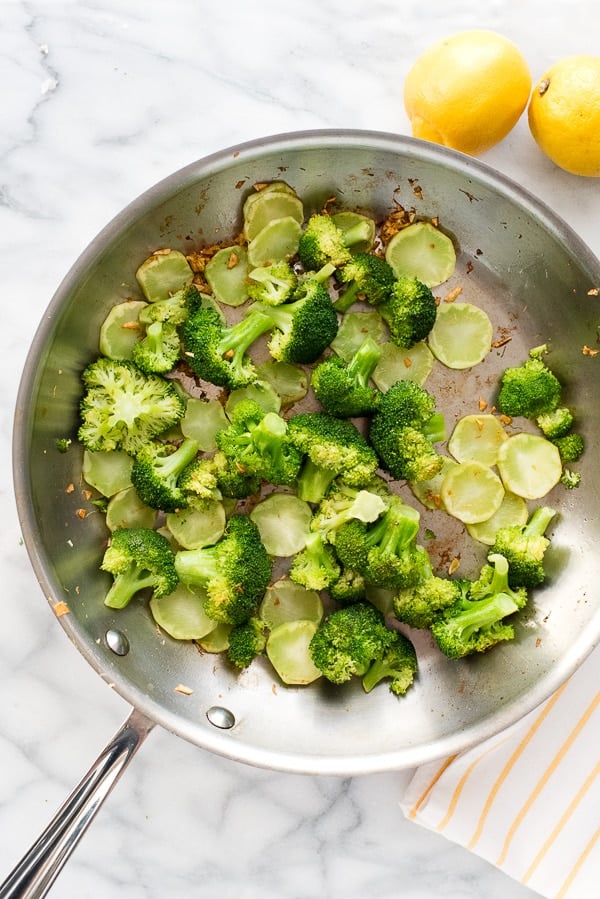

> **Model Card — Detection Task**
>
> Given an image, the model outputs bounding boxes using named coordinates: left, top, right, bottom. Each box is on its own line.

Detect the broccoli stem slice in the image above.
left=296, top=458, right=338, bottom=504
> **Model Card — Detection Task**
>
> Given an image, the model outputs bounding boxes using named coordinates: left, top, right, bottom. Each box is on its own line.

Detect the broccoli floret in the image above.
left=132, top=321, right=181, bottom=374
left=227, top=617, right=268, bottom=669
left=369, top=381, right=446, bottom=481
left=311, top=336, right=382, bottom=418
left=215, top=399, right=303, bottom=487
left=138, top=283, right=204, bottom=326
left=252, top=278, right=339, bottom=364
left=287, top=412, right=380, bottom=502
left=78, top=357, right=185, bottom=455
left=130, top=437, right=200, bottom=512
left=290, top=484, right=386, bottom=591
left=310, top=482, right=388, bottom=543
left=333, top=253, right=396, bottom=312
left=362, top=630, right=418, bottom=696
left=246, top=262, right=298, bottom=305
left=55, top=437, right=72, bottom=453
left=497, top=349, right=562, bottom=418
left=178, top=451, right=260, bottom=503
left=289, top=530, right=341, bottom=591
left=490, top=506, right=556, bottom=588
left=329, top=566, right=367, bottom=605
left=308, top=602, right=395, bottom=685
left=181, top=305, right=273, bottom=388
left=431, top=553, right=528, bottom=659
left=393, top=575, right=469, bottom=629
left=379, top=276, right=438, bottom=348
left=560, top=469, right=581, bottom=489
left=536, top=406, right=574, bottom=440
left=101, top=527, right=178, bottom=609
left=335, top=495, right=428, bottom=589
left=298, top=214, right=371, bottom=272
left=174, top=515, right=272, bottom=625
left=179, top=456, right=223, bottom=503
left=552, top=432, right=584, bottom=463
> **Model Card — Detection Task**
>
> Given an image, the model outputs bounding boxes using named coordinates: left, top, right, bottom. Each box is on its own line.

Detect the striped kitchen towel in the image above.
left=400, top=644, right=599, bottom=899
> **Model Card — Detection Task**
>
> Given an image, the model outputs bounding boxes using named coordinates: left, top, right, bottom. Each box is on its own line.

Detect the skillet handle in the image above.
left=0, top=708, right=154, bottom=899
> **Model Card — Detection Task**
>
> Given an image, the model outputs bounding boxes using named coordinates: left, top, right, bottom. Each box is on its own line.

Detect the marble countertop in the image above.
left=1, top=2, right=599, bottom=897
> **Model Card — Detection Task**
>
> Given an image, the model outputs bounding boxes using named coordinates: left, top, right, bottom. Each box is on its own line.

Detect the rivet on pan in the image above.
left=206, top=706, right=235, bottom=729
left=105, top=628, right=130, bottom=656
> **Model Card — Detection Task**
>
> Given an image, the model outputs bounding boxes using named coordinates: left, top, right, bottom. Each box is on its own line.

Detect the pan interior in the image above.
left=14, top=132, right=600, bottom=775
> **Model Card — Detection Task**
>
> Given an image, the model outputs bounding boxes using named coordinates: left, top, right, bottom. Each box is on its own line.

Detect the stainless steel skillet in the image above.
left=5, top=130, right=600, bottom=897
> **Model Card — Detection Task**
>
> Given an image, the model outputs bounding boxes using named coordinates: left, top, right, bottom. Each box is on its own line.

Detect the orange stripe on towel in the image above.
left=406, top=755, right=458, bottom=820
left=522, top=762, right=600, bottom=884
left=495, top=690, right=599, bottom=867
left=555, top=824, right=600, bottom=899
left=466, top=681, right=568, bottom=850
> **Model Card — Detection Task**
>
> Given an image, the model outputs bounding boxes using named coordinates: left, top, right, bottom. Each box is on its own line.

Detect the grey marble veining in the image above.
left=2, top=1, right=600, bottom=896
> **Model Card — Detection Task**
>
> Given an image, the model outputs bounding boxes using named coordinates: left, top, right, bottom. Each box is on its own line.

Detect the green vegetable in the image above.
left=311, top=336, right=382, bottom=418
left=335, top=494, right=428, bottom=590
left=379, top=276, right=438, bottom=348
left=205, top=245, right=249, bottom=307
left=333, top=253, right=396, bottom=312
left=361, top=631, right=418, bottom=696
left=132, top=321, right=181, bottom=374
left=78, top=358, right=185, bottom=455
left=174, top=514, right=272, bottom=625
left=227, top=617, right=268, bottom=669
left=490, top=505, right=556, bottom=588
left=181, top=305, right=273, bottom=388
left=309, top=602, right=415, bottom=695
left=252, top=278, right=339, bottom=364
left=298, top=213, right=370, bottom=271
left=82, top=448, right=133, bottom=497
left=150, top=583, right=218, bottom=641
left=259, top=579, right=323, bottom=628
left=430, top=553, right=528, bottom=659
left=250, top=493, right=313, bottom=556
left=246, top=261, right=298, bottom=305
left=135, top=249, right=193, bottom=302
left=385, top=221, right=456, bottom=288
left=216, top=399, right=303, bottom=487
left=247, top=216, right=302, bottom=267
left=369, top=380, right=446, bottom=482
left=393, top=573, right=468, bottom=629
left=288, top=412, right=379, bottom=503
left=497, top=346, right=562, bottom=418
left=427, top=302, right=493, bottom=370
left=138, top=284, right=205, bottom=327
left=101, top=526, right=179, bottom=609
left=266, top=619, right=322, bottom=685
left=130, top=437, right=200, bottom=512
left=105, top=487, right=157, bottom=532
left=99, top=300, right=147, bottom=359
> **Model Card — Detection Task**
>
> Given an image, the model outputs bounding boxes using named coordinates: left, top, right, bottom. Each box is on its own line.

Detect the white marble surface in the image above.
left=1, top=1, right=599, bottom=897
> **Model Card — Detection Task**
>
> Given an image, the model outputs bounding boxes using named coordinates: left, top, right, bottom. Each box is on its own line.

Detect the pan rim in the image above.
left=12, top=128, right=600, bottom=775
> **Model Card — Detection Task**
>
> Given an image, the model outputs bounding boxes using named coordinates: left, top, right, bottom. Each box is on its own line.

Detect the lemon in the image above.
left=528, top=55, right=600, bottom=177
left=404, top=30, right=532, bottom=156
